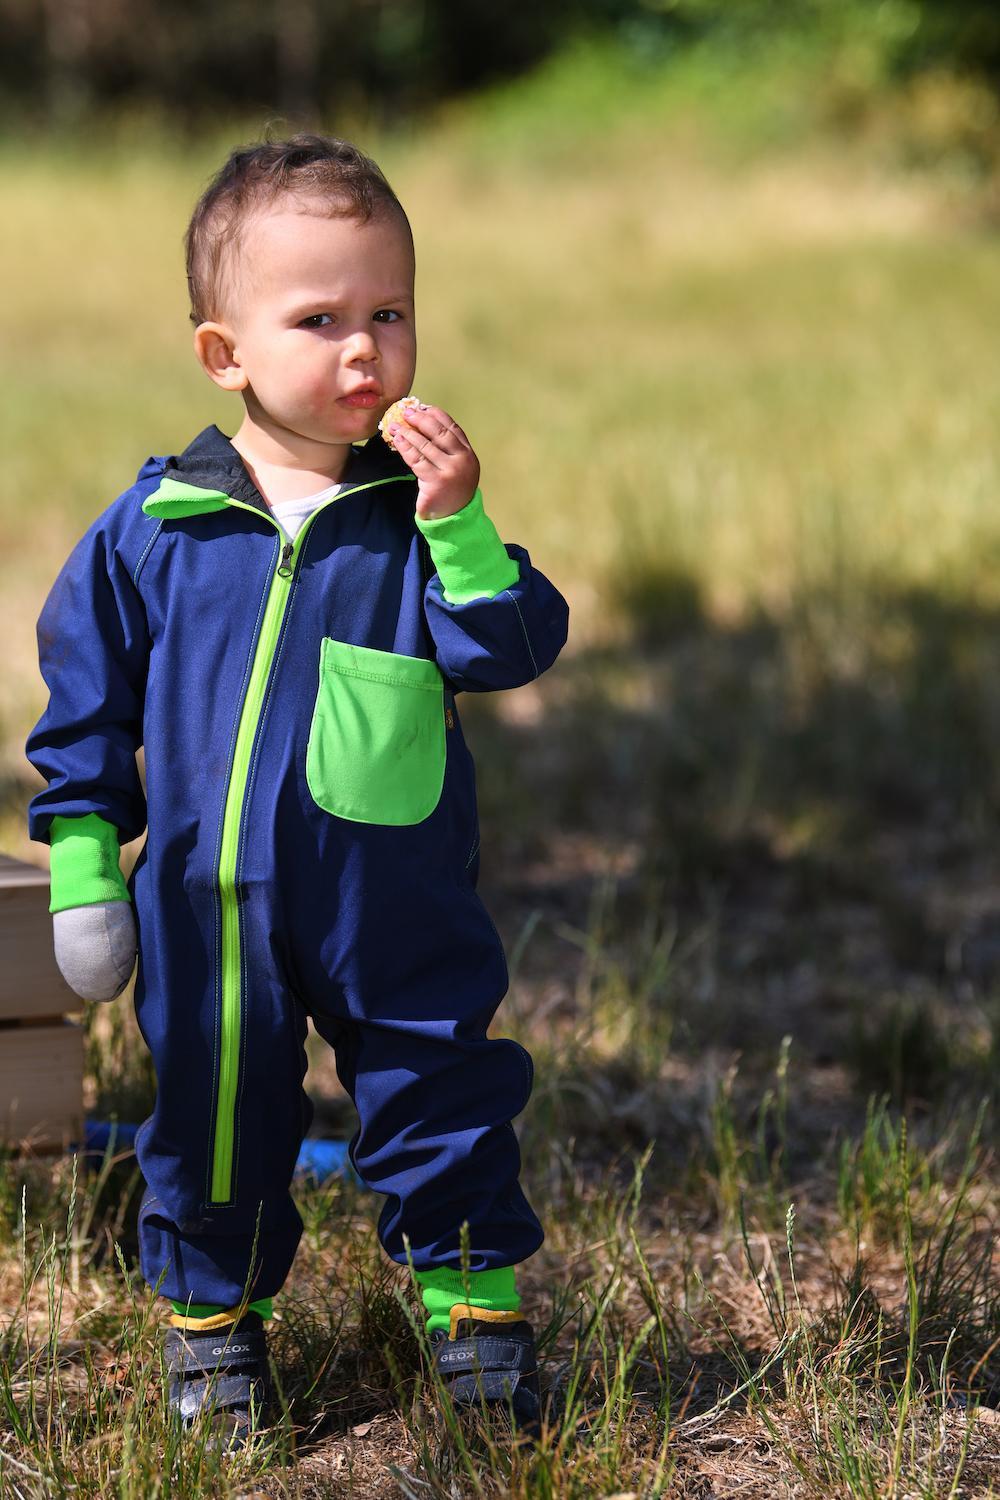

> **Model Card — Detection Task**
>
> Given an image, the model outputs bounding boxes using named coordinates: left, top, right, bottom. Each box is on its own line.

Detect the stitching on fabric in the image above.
left=231, top=865, right=248, bottom=1206
left=321, top=652, right=442, bottom=690
left=465, top=835, right=481, bottom=869
left=324, top=665, right=440, bottom=689
left=241, top=555, right=298, bottom=832
left=504, top=588, right=538, bottom=680
left=232, top=537, right=299, bottom=1203
left=133, top=520, right=163, bottom=588
left=147, top=498, right=226, bottom=510
left=304, top=648, right=325, bottom=808
left=205, top=544, right=272, bottom=1205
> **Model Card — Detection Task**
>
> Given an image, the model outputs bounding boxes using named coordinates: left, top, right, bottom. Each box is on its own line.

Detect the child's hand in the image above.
left=388, top=405, right=481, bottom=521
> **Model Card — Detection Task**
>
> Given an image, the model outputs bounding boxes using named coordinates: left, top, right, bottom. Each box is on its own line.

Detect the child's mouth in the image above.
left=338, top=392, right=381, bottom=409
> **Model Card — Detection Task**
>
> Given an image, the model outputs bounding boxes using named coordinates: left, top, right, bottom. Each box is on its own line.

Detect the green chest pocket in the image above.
left=306, top=638, right=447, bottom=825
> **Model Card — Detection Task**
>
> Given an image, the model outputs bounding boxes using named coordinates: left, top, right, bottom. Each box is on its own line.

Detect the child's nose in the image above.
left=346, top=327, right=379, bottom=362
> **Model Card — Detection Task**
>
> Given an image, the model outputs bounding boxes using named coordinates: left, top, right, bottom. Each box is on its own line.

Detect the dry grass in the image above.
left=0, top=1065, right=997, bottom=1495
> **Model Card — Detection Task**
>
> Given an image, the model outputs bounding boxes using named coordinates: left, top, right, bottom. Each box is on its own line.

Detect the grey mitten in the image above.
left=52, top=901, right=137, bottom=1002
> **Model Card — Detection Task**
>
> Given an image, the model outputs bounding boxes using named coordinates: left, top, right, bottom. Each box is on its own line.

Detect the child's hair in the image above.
left=184, top=132, right=411, bottom=326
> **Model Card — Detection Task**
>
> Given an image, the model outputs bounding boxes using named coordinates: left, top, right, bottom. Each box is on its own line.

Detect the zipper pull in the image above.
left=277, top=541, right=294, bottom=577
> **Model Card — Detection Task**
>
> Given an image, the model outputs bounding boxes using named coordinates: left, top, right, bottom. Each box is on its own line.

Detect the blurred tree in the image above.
left=3, top=0, right=1000, bottom=128
left=40, top=0, right=93, bottom=125
left=905, top=0, right=1000, bottom=82
left=276, top=0, right=321, bottom=119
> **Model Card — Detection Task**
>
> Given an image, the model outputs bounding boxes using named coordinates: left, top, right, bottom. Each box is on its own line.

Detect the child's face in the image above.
left=209, top=200, right=417, bottom=452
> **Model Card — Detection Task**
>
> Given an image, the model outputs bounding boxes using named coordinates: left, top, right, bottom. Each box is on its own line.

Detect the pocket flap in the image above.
left=321, top=638, right=443, bottom=691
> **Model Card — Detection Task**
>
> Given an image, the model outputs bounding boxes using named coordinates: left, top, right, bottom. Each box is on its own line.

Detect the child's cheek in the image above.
left=308, top=374, right=336, bottom=417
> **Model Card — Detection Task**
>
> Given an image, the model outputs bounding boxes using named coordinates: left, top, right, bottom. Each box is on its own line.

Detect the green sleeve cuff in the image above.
left=414, top=488, right=521, bottom=604
left=48, top=813, right=131, bottom=914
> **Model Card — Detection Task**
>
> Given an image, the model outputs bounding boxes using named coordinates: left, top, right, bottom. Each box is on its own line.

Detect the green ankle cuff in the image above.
left=169, top=1296, right=274, bottom=1321
left=414, top=1265, right=520, bottom=1335
left=48, top=813, right=130, bottom=914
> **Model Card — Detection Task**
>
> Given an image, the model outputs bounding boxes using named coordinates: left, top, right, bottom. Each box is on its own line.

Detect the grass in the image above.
left=2, top=31, right=1000, bottom=1499
left=0, top=1035, right=996, bottom=1495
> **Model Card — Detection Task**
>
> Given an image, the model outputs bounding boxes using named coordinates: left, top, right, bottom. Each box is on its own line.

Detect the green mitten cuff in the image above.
left=48, top=813, right=131, bottom=914
left=414, top=489, right=521, bottom=604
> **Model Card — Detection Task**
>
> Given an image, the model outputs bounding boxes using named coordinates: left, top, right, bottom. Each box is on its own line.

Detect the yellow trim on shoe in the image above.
left=447, top=1303, right=524, bottom=1340
left=167, top=1305, right=243, bottom=1331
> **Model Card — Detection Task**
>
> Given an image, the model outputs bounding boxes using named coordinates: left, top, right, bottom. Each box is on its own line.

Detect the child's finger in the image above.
left=420, top=406, right=471, bottom=445
left=391, top=424, right=444, bottom=469
left=397, top=405, right=468, bottom=456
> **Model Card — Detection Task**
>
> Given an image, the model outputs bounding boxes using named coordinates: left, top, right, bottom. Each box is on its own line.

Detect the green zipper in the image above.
left=211, top=475, right=413, bottom=1204
left=144, top=471, right=411, bottom=1205
left=210, top=506, right=292, bottom=1203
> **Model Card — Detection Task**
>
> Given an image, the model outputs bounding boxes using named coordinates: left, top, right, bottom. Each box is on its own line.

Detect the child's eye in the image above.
left=299, top=313, right=333, bottom=328
left=373, top=309, right=402, bottom=323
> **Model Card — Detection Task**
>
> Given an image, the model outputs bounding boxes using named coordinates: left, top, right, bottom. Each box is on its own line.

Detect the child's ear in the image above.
left=193, top=322, right=248, bottom=392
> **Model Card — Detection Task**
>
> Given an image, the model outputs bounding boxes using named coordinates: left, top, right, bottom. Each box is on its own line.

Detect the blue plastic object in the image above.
left=78, top=1120, right=360, bottom=1185
left=294, top=1137, right=358, bottom=1184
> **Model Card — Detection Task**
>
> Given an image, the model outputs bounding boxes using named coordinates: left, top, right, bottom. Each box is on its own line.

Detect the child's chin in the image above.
left=342, top=409, right=380, bottom=435
left=321, top=417, right=377, bottom=445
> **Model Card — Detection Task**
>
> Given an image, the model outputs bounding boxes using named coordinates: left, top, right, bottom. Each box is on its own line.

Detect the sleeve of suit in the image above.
left=26, top=512, right=150, bottom=856
left=416, top=489, right=570, bottom=693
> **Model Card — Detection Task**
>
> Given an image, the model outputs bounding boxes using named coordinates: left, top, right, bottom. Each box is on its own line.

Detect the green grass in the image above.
left=2, top=33, right=1000, bottom=1498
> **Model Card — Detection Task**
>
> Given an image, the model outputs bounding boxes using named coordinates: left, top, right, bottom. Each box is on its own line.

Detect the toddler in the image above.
left=25, top=134, right=569, bottom=1444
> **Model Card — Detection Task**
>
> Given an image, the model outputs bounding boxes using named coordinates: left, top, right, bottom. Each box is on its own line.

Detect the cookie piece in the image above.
left=378, top=396, right=426, bottom=451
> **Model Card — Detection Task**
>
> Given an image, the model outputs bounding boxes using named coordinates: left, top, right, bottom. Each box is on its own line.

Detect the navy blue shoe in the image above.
left=431, top=1306, right=541, bottom=1438
left=163, top=1310, right=271, bottom=1451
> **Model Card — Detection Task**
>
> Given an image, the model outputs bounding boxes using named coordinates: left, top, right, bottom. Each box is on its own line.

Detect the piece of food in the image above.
left=378, top=396, right=426, bottom=450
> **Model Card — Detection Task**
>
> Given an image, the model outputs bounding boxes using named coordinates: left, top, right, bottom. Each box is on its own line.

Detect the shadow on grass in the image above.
left=458, top=564, right=1000, bottom=1170
left=475, top=570, right=1000, bottom=902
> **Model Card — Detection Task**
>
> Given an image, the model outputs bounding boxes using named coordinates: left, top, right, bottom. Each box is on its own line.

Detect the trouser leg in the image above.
left=132, top=876, right=312, bottom=1308
left=137, top=1189, right=303, bottom=1307
left=312, top=1008, right=543, bottom=1273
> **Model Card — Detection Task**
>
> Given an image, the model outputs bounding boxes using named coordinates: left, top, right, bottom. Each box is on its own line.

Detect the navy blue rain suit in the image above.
left=26, top=426, right=569, bottom=1307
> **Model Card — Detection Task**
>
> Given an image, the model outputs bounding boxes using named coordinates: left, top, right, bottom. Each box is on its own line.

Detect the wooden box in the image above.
left=0, top=853, right=83, bottom=1150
